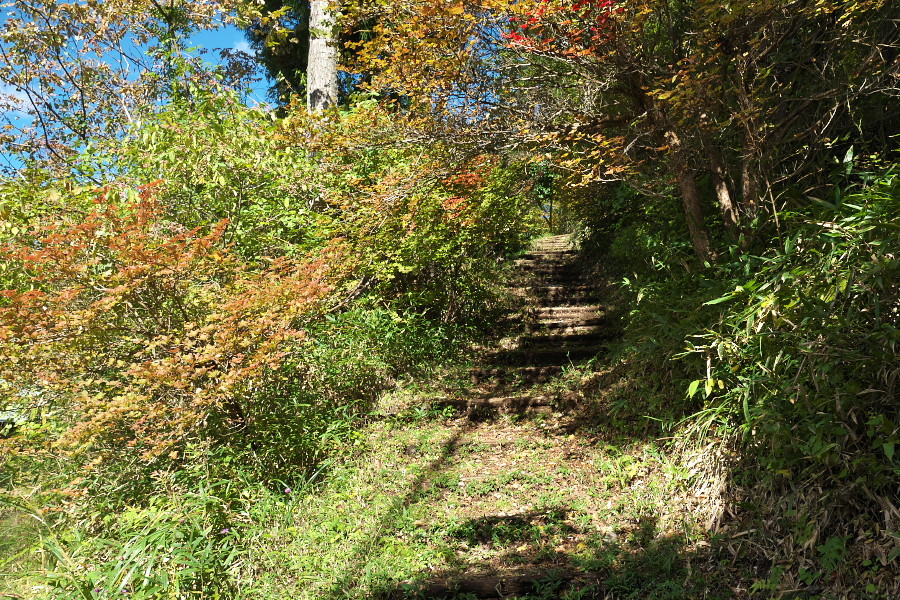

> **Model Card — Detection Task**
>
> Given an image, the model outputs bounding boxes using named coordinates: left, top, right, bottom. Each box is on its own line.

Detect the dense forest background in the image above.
left=0, top=1, right=897, bottom=598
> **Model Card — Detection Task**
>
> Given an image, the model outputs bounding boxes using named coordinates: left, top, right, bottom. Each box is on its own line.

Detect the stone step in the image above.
left=413, top=569, right=602, bottom=599
left=436, top=394, right=552, bottom=412
left=520, top=333, right=606, bottom=347
left=512, top=282, right=597, bottom=296
left=506, top=311, right=604, bottom=324
left=489, top=344, right=607, bottom=366
left=513, top=263, right=582, bottom=272
left=470, top=365, right=564, bottom=383
left=515, top=256, right=576, bottom=264
left=532, top=295, right=602, bottom=307
left=510, top=286, right=593, bottom=298
left=513, top=279, right=587, bottom=290
left=515, top=255, right=575, bottom=263
left=520, top=256, right=575, bottom=263
left=519, top=247, right=571, bottom=253
left=434, top=392, right=580, bottom=417
left=516, top=264, right=580, bottom=273
left=526, top=321, right=605, bottom=332
left=531, top=306, right=604, bottom=317
left=514, top=288, right=597, bottom=301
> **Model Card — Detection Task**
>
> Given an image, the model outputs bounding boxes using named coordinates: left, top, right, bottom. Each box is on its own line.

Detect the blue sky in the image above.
left=193, top=23, right=252, bottom=55
left=189, top=23, right=270, bottom=104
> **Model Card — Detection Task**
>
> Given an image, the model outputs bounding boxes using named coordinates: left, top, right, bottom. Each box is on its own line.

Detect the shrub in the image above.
left=0, top=188, right=332, bottom=468
left=607, top=167, right=899, bottom=588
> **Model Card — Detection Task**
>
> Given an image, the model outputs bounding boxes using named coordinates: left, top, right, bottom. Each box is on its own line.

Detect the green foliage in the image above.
left=111, top=91, right=335, bottom=258
left=42, top=494, right=242, bottom=599
left=241, top=0, right=312, bottom=104
left=243, top=305, right=469, bottom=477
left=604, top=167, right=899, bottom=588
left=110, top=93, right=542, bottom=321
left=684, top=172, right=899, bottom=485
left=0, top=73, right=544, bottom=596
left=577, top=182, right=694, bottom=277
left=351, top=158, right=542, bottom=321
left=3, top=454, right=283, bottom=599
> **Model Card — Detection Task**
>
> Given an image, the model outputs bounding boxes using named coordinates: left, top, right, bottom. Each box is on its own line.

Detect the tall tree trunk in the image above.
left=307, top=1, right=339, bottom=112
left=701, top=131, right=740, bottom=241
left=666, top=130, right=714, bottom=262
left=740, top=132, right=759, bottom=220
left=675, top=168, right=714, bottom=263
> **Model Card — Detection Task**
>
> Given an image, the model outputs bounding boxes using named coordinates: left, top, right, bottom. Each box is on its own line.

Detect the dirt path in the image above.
left=277, top=236, right=727, bottom=600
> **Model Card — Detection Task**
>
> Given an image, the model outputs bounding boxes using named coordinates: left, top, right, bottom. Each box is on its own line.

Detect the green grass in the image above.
left=2, top=399, right=731, bottom=599
left=0, top=354, right=793, bottom=600
left=209, top=406, right=725, bottom=599
left=0, top=503, right=44, bottom=598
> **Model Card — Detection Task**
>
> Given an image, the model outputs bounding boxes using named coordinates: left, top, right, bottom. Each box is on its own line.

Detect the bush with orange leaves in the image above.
left=0, top=185, right=333, bottom=464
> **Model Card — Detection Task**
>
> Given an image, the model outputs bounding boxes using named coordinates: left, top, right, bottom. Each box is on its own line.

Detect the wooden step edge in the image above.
left=433, top=393, right=581, bottom=415
left=531, top=306, right=604, bottom=314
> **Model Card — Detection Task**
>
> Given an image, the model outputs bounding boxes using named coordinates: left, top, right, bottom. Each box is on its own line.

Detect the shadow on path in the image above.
left=369, top=513, right=745, bottom=599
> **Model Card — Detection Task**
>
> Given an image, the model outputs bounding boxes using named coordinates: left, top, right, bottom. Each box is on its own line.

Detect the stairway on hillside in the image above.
left=388, top=235, right=619, bottom=599
left=444, top=235, right=613, bottom=416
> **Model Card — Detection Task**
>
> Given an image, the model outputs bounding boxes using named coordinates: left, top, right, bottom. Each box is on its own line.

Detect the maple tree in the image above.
left=0, top=90, right=540, bottom=480
left=0, top=186, right=333, bottom=461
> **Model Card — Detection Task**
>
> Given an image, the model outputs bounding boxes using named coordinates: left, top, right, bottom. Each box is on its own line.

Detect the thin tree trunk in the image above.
left=701, top=131, right=740, bottom=241
left=632, top=81, right=713, bottom=261
left=676, top=168, right=714, bottom=263
left=740, top=147, right=759, bottom=219
left=307, top=1, right=340, bottom=112
left=666, top=130, right=714, bottom=262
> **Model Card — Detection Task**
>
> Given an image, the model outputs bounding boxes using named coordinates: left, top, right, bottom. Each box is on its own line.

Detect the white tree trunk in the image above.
left=307, top=1, right=339, bottom=112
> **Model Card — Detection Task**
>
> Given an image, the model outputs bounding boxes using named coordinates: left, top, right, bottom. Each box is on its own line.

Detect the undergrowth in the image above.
left=577, top=167, right=899, bottom=596
left=0, top=309, right=476, bottom=599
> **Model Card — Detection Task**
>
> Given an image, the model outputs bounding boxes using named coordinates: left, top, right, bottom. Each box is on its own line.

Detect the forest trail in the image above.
left=392, top=234, right=623, bottom=597
left=443, top=234, right=614, bottom=417
left=281, top=236, right=723, bottom=600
